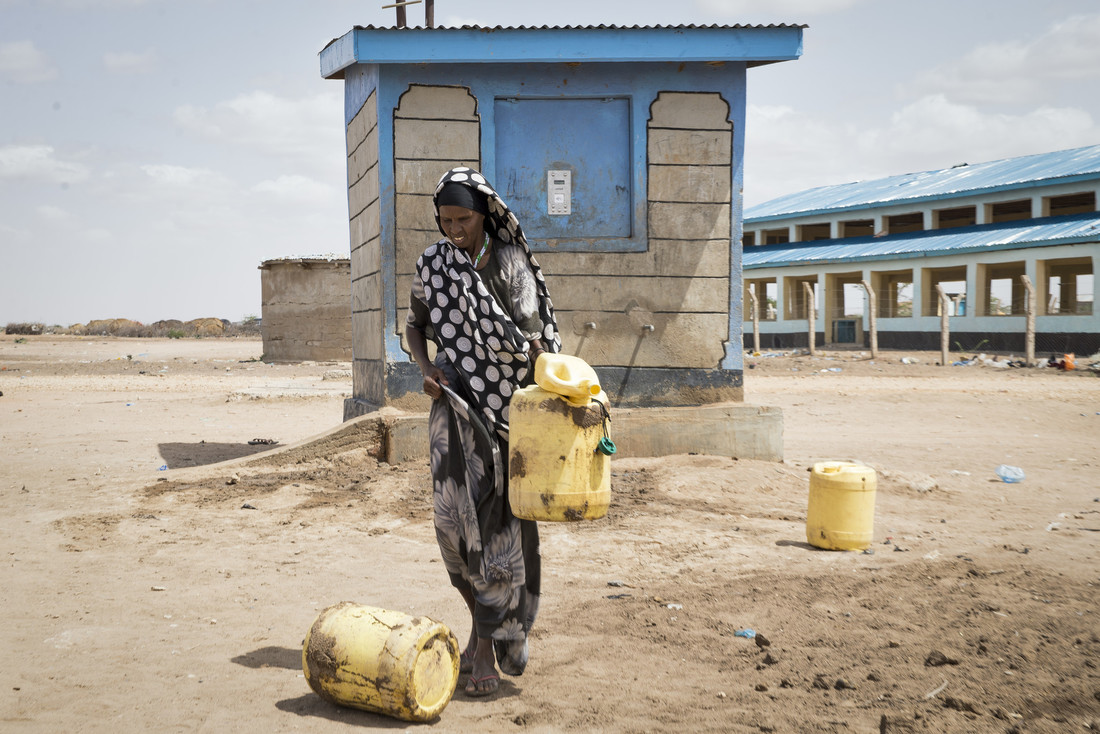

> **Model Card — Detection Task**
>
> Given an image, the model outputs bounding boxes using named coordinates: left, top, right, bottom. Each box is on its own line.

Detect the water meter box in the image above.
left=495, top=97, right=632, bottom=245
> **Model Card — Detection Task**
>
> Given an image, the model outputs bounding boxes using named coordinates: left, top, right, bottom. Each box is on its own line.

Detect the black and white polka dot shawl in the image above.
left=416, top=167, right=561, bottom=439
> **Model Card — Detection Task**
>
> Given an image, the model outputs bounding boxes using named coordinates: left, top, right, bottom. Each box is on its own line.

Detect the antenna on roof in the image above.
left=382, top=0, right=433, bottom=28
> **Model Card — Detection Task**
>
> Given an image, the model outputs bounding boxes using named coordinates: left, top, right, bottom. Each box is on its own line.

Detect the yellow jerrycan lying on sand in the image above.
left=508, top=352, right=613, bottom=522
left=302, top=602, right=460, bottom=722
left=805, top=461, right=877, bottom=551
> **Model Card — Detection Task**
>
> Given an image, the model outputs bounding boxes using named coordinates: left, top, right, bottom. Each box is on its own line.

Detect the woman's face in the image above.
left=438, top=205, right=486, bottom=253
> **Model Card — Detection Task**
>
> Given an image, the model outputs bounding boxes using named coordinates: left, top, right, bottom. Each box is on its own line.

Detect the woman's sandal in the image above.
left=464, top=673, right=500, bottom=697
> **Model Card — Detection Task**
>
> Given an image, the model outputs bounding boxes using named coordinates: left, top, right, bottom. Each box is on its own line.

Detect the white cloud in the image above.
left=139, top=163, right=227, bottom=188
left=103, top=50, right=157, bottom=74
left=696, top=0, right=865, bottom=17
left=440, top=15, right=485, bottom=27
left=0, top=40, right=59, bottom=84
left=173, top=90, right=343, bottom=162
left=907, top=13, right=1100, bottom=105
left=744, top=95, right=1099, bottom=205
left=36, top=204, right=70, bottom=220
left=0, top=145, right=90, bottom=184
left=252, top=174, right=334, bottom=203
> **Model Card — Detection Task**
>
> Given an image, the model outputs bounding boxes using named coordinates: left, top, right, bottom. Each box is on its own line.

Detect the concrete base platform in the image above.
left=384, top=402, right=783, bottom=464
left=183, top=402, right=783, bottom=475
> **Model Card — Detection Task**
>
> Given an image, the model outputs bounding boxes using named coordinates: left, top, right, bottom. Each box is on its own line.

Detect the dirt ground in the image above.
left=2, top=336, right=1098, bottom=733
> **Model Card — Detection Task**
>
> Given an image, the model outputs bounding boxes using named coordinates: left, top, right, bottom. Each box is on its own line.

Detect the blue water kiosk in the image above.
left=320, top=22, right=803, bottom=458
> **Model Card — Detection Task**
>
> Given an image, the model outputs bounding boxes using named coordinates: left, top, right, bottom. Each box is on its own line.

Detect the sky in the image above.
left=2, top=0, right=1098, bottom=326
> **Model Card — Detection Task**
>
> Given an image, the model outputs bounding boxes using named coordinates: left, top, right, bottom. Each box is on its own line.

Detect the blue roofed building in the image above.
left=320, top=23, right=805, bottom=417
left=740, top=145, right=1100, bottom=356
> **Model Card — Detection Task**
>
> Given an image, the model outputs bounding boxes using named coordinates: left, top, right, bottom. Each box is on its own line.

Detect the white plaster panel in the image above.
left=649, top=201, right=731, bottom=240
left=397, top=158, right=478, bottom=195
left=556, top=310, right=730, bottom=368
left=352, top=309, right=384, bottom=361
left=649, top=92, right=731, bottom=131
left=649, top=164, right=731, bottom=204
left=396, top=193, right=439, bottom=233
left=537, top=239, right=729, bottom=278
left=351, top=240, right=381, bottom=280
left=394, top=85, right=478, bottom=120
left=346, top=92, right=376, bottom=155
left=394, top=119, right=480, bottom=160
left=352, top=358, right=383, bottom=403
left=348, top=170, right=380, bottom=219
left=350, top=200, right=380, bottom=250
left=352, top=274, right=382, bottom=312
left=549, top=273, right=729, bottom=313
left=647, top=128, right=732, bottom=166
left=395, top=228, right=439, bottom=280
left=348, top=128, right=378, bottom=185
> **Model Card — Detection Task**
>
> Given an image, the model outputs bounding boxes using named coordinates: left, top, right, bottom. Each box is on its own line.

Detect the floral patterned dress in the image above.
left=405, top=167, right=560, bottom=675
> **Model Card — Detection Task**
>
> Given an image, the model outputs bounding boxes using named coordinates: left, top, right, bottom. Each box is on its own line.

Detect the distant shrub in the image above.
left=167, top=329, right=186, bottom=339
left=5, top=322, right=44, bottom=335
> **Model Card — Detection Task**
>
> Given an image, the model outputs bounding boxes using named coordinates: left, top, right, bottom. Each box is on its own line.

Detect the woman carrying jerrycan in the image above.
left=404, top=167, right=560, bottom=698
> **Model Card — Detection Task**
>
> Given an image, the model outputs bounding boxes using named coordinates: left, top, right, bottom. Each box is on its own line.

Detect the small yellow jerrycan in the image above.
left=302, top=602, right=460, bottom=722
left=805, top=461, right=877, bottom=551
left=508, top=353, right=612, bottom=522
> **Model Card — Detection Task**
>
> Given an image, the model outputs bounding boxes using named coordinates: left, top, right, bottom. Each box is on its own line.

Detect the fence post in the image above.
left=748, top=289, right=761, bottom=354
left=1020, top=274, right=1036, bottom=366
left=803, top=281, right=816, bottom=356
left=935, top=283, right=951, bottom=367
left=860, top=279, right=878, bottom=359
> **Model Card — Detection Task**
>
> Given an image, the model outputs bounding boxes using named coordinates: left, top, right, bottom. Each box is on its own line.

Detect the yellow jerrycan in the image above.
left=508, top=353, right=612, bottom=522
left=302, top=602, right=460, bottom=722
left=805, top=461, right=877, bottom=550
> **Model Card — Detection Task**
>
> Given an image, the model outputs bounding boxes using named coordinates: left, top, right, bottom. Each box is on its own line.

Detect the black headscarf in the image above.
left=418, top=167, right=561, bottom=438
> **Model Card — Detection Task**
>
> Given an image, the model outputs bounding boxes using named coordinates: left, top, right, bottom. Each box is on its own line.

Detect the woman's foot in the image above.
left=464, top=672, right=499, bottom=697
left=464, top=638, right=499, bottom=697
left=459, top=648, right=474, bottom=674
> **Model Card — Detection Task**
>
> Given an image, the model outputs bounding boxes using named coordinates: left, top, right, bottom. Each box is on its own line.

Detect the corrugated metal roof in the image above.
left=744, top=144, right=1100, bottom=222
left=322, top=23, right=806, bottom=54
left=321, top=23, right=804, bottom=77
left=743, top=212, right=1100, bottom=269
left=340, top=23, right=805, bottom=33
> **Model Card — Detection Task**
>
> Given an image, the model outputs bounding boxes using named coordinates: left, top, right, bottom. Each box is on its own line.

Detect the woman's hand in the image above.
left=422, top=365, right=448, bottom=400
left=528, top=339, right=547, bottom=365
left=406, top=325, right=447, bottom=400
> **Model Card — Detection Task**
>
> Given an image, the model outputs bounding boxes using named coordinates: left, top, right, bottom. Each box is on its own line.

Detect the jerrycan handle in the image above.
left=536, top=353, right=602, bottom=406
left=593, top=399, right=616, bottom=456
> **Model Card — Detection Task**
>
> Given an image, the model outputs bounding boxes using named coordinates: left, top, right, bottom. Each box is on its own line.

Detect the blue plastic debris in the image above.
left=734, top=629, right=756, bottom=639
left=995, top=464, right=1025, bottom=483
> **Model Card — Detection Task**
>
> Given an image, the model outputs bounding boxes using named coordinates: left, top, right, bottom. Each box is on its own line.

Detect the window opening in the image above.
left=744, top=278, right=778, bottom=321
left=839, top=219, right=873, bottom=238
left=988, top=199, right=1031, bottom=224
left=872, top=270, right=913, bottom=318
left=1041, top=257, right=1094, bottom=315
left=978, top=262, right=1026, bottom=315
left=784, top=276, right=817, bottom=320
left=763, top=228, right=789, bottom=245
left=922, top=265, right=967, bottom=317
left=933, top=206, right=976, bottom=230
left=798, top=223, right=830, bottom=241
left=1045, top=192, right=1096, bottom=217
left=887, top=212, right=923, bottom=234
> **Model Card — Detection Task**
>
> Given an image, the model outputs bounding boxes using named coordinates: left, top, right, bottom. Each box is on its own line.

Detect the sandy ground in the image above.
left=1, top=335, right=1098, bottom=733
